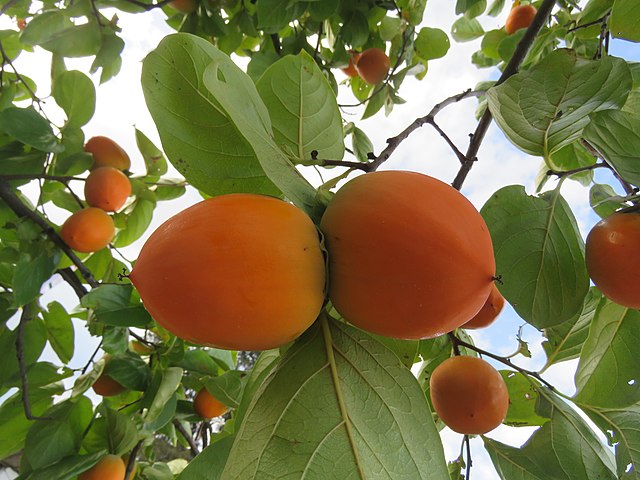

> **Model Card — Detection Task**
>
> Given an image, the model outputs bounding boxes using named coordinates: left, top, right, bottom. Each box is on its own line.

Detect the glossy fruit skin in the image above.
left=92, top=372, right=126, bottom=396
left=194, top=388, right=228, bottom=419
left=585, top=212, right=640, bottom=309
left=129, top=194, right=325, bottom=350
left=84, top=167, right=131, bottom=212
left=355, top=48, right=390, bottom=85
left=430, top=356, right=509, bottom=434
left=84, top=136, right=131, bottom=171
left=79, top=455, right=126, bottom=480
left=463, top=283, right=505, bottom=329
left=169, top=0, right=198, bottom=13
left=320, top=171, right=495, bottom=339
left=60, top=207, right=115, bottom=253
left=505, top=4, right=537, bottom=35
left=341, top=52, right=361, bottom=78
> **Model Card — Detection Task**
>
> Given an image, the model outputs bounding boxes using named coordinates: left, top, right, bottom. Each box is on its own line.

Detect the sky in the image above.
left=2, top=2, right=639, bottom=478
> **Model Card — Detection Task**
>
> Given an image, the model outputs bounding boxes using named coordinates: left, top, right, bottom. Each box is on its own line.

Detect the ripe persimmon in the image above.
left=169, top=0, right=198, bottom=13
left=92, top=372, right=126, bottom=397
left=129, top=194, right=325, bottom=350
left=193, top=388, right=228, bottom=419
left=60, top=207, right=115, bottom=253
left=17, top=18, right=26, bottom=30
left=505, top=3, right=537, bottom=35
left=463, top=284, right=505, bottom=330
left=79, top=454, right=126, bottom=480
left=585, top=211, right=640, bottom=309
left=84, top=136, right=131, bottom=171
left=355, top=48, right=390, bottom=85
left=320, top=171, right=495, bottom=339
left=84, top=166, right=131, bottom=212
left=341, top=51, right=361, bottom=78
left=430, top=356, right=509, bottom=434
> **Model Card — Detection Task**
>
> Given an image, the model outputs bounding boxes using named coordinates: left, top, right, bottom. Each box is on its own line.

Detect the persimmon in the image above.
left=84, top=166, right=131, bottom=212
left=169, top=0, right=198, bottom=13
left=79, top=454, right=126, bottom=480
left=505, top=3, right=537, bottom=35
left=92, top=372, right=126, bottom=397
left=60, top=207, right=115, bottom=253
left=193, top=388, right=228, bottom=419
left=129, top=340, right=153, bottom=355
left=17, top=18, right=26, bottom=30
left=463, top=284, right=505, bottom=330
left=341, top=51, right=361, bottom=78
left=320, top=170, right=495, bottom=339
left=129, top=194, right=325, bottom=350
left=355, top=48, right=390, bottom=85
left=585, top=211, right=640, bottom=309
left=429, top=356, right=509, bottom=435
left=84, top=136, right=131, bottom=171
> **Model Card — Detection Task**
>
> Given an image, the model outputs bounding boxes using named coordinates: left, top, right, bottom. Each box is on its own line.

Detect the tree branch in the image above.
left=452, top=0, right=558, bottom=190
left=174, top=419, right=200, bottom=457
left=124, top=440, right=143, bottom=480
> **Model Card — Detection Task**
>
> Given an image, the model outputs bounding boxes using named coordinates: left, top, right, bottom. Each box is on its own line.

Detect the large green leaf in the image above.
left=221, top=317, right=449, bottom=479
left=485, top=388, right=616, bottom=480
left=176, top=435, right=235, bottom=480
left=480, top=185, right=590, bottom=328
left=487, top=49, right=631, bottom=162
left=12, top=249, right=60, bottom=307
left=0, top=107, right=64, bottom=153
left=574, top=299, right=640, bottom=408
left=42, top=301, right=74, bottom=364
left=611, top=0, right=640, bottom=43
left=583, top=110, right=640, bottom=187
left=141, top=34, right=280, bottom=199
left=256, top=51, right=344, bottom=163
left=52, top=70, right=95, bottom=128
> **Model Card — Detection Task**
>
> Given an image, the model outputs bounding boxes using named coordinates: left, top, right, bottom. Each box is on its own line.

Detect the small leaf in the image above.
left=0, top=107, right=64, bottom=153
left=415, top=27, right=451, bottom=60
left=351, top=126, right=374, bottom=163
left=135, top=128, right=167, bottom=177
left=52, top=70, right=95, bottom=128
left=12, top=249, right=60, bottom=307
left=451, top=17, right=484, bottom=42
left=42, top=301, right=74, bottom=364
left=113, top=197, right=156, bottom=248
left=589, top=183, right=627, bottom=219
left=203, top=370, right=244, bottom=408
left=145, top=367, right=183, bottom=424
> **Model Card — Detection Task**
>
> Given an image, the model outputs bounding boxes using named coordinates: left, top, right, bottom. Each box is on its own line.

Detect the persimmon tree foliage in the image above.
left=0, top=0, right=639, bottom=479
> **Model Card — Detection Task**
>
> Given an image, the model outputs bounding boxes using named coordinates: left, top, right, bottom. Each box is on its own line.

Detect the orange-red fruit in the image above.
left=355, top=48, right=390, bottom=85
left=341, top=51, right=361, bottom=78
left=430, top=356, right=509, bottom=435
left=169, top=0, right=198, bottom=13
left=84, top=166, right=131, bottom=212
left=320, top=171, right=495, bottom=339
left=17, top=18, right=27, bottom=30
left=194, top=388, right=228, bottom=419
left=129, top=194, right=325, bottom=350
left=463, top=284, right=505, bottom=330
left=92, top=372, right=126, bottom=397
left=84, top=136, right=131, bottom=171
left=505, top=4, right=537, bottom=35
left=60, top=207, right=115, bottom=253
left=79, top=455, right=126, bottom=480
left=585, top=212, right=640, bottom=309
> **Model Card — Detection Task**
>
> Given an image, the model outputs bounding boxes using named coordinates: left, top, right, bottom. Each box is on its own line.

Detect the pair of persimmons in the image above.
left=60, top=137, right=132, bottom=253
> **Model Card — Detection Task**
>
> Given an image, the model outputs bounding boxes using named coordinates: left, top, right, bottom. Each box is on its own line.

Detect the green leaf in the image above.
left=0, top=107, right=64, bottom=153
left=487, top=50, right=631, bottom=160
left=350, top=126, right=374, bottom=163
left=113, top=197, right=156, bottom=248
left=141, top=34, right=286, bottom=201
left=221, top=317, right=449, bottom=479
left=542, top=288, right=600, bottom=369
left=12, top=250, right=60, bottom=307
left=145, top=367, right=183, bottom=424
left=81, top=284, right=152, bottom=329
left=342, top=11, right=369, bottom=49
left=255, top=0, right=304, bottom=33
left=22, top=397, right=93, bottom=471
left=176, top=435, right=234, bottom=480
left=485, top=388, right=616, bottom=480
left=19, top=452, right=106, bottom=480
left=91, top=33, right=125, bottom=84
left=611, top=0, right=640, bottom=42
left=575, top=299, right=640, bottom=408
left=379, top=16, right=402, bottom=41
left=256, top=50, right=345, bottom=163
left=583, top=110, right=640, bottom=187
left=52, top=70, right=95, bottom=128
left=481, top=29, right=507, bottom=60
left=456, top=0, right=486, bottom=18
left=500, top=371, right=547, bottom=427
left=234, top=350, right=280, bottom=428
left=589, top=183, right=627, bottom=219
left=42, top=301, right=74, bottom=364
left=19, top=11, right=72, bottom=46
left=0, top=319, right=48, bottom=389
left=106, top=353, right=151, bottom=391
left=480, top=185, right=590, bottom=328
left=451, top=17, right=484, bottom=42
left=362, top=85, right=389, bottom=120
left=203, top=370, right=244, bottom=409
left=396, top=0, right=427, bottom=25
left=415, top=27, right=450, bottom=60
left=82, top=408, right=138, bottom=456
left=487, top=0, right=506, bottom=16
left=136, top=128, right=167, bottom=177
left=42, top=22, right=102, bottom=58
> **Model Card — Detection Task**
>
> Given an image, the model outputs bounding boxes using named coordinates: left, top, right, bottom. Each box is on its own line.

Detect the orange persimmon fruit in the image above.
left=463, top=283, right=505, bottom=330
left=585, top=211, right=640, bottom=309
left=92, top=372, right=126, bottom=397
left=430, top=356, right=509, bottom=434
left=505, top=3, right=537, bottom=35
left=169, top=0, right=198, bottom=13
left=320, top=170, right=495, bottom=339
left=60, top=207, right=115, bottom=253
left=79, top=455, right=126, bottom=480
left=129, top=194, right=325, bottom=350
left=355, top=48, right=390, bottom=85
left=193, top=388, right=228, bottom=419
left=84, top=136, right=131, bottom=171
left=341, top=51, right=361, bottom=78
left=84, top=166, right=131, bottom=212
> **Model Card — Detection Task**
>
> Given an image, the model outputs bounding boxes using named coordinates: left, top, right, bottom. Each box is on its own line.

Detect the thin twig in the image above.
left=57, top=268, right=88, bottom=298
left=464, top=434, right=472, bottom=479
left=81, top=341, right=103, bottom=375
left=313, top=22, right=323, bottom=61
left=546, top=162, right=607, bottom=178
left=124, top=441, right=143, bottom=480
left=567, top=13, right=609, bottom=33
left=319, top=159, right=372, bottom=171
left=174, top=419, right=200, bottom=457
left=270, top=34, right=281, bottom=55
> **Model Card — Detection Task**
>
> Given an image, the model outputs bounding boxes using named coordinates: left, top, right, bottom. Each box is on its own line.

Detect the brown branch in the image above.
left=173, top=419, right=200, bottom=457
left=452, top=0, right=558, bottom=190
left=57, top=268, right=89, bottom=298
left=0, top=180, right=99, bottom=288
left=319, top=159, right=372, bottom=172
left=124, top=440, right=143, bottom=480
left=567, top=13, right=609, bottom=33
left=270, top=34, right=281, bottom=55
left=546, top=162, right=607, bottom=178
left=0, top=174, right=84, bottom=182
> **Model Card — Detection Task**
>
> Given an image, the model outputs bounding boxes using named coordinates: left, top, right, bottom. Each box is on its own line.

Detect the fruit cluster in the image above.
left=60, top=136, right=132, bottom=253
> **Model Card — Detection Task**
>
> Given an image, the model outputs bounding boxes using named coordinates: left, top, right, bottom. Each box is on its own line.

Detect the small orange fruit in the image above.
left=60, top=207, right=115, bottom=253
left=79, top=454, right=126, bottom=480
left=355, top=48, right=390, bottom=85
left=169, top=0, right=198, bottom=13
left=84, top=136, right=131, bottom=171
left=430, top=356, right=509, bottom=434
left=341, top=51, right=361, bottom=78
left=17, top=18, right=27, bottom=30
left=505, top=3, right=537, bottom=35
left=463, top=284, right=505, bottom=330
left=585, top=211, right=640, bottom=309
left=129, top=194, right=325, bottom=350
left=193, top=388, right=228, bottom=419
left=92, top=372, right=126, bottom=397
left=84, top=166, right=131, bottom=212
